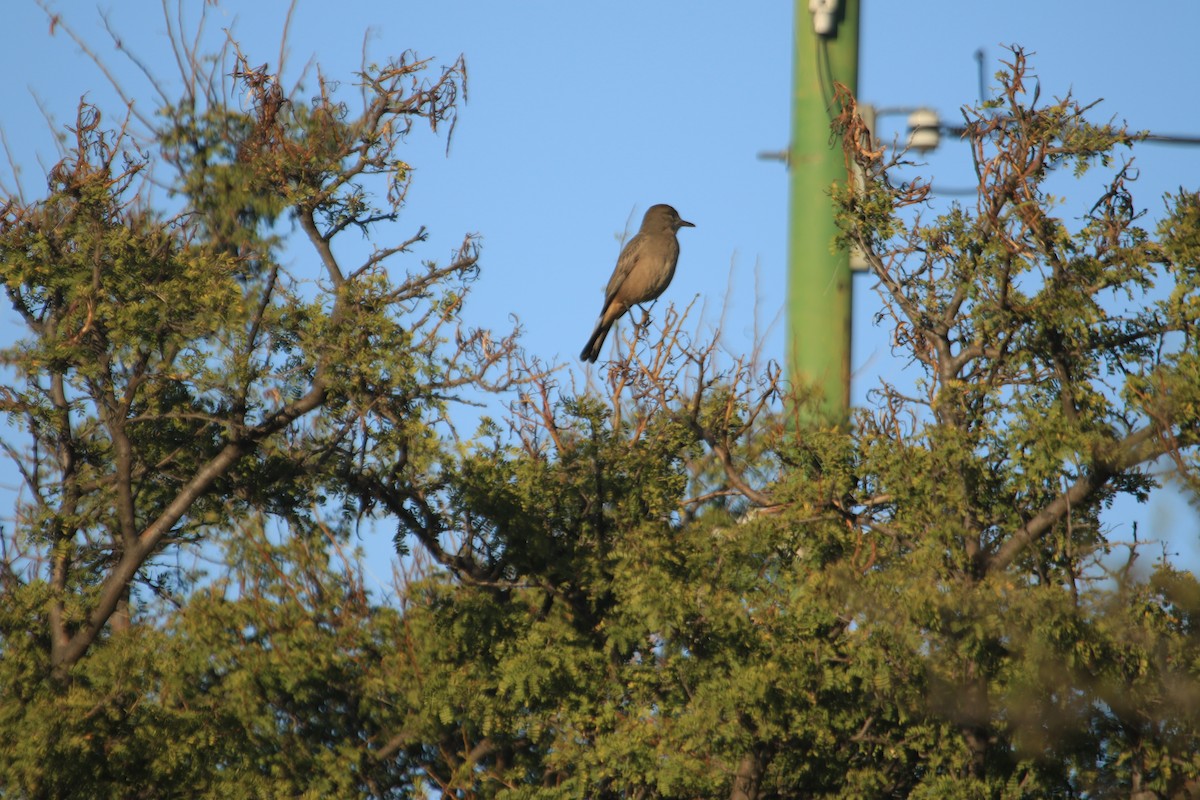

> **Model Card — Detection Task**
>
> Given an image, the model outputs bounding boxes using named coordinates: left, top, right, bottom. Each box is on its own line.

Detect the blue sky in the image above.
left=3, top=1, right=1199, bottom=582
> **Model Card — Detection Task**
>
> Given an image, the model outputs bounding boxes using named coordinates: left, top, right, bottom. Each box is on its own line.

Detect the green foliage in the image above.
left=2, top=30, right=1200, bottom=800
left=0, top=521, right=420, bottom=799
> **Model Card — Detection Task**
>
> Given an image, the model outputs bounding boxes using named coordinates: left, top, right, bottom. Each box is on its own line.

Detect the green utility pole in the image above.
left=787, top=0, right=860, bottom=425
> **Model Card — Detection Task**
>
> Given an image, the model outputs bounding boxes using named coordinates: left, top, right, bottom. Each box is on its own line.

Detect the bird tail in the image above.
left=579, top=319, right=612, bottom=363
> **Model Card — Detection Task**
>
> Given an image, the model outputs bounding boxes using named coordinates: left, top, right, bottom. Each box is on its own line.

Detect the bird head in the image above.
left=644, top=204, right=695, bottom=233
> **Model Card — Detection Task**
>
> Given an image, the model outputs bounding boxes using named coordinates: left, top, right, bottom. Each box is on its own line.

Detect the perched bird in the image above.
left=580, top=204, right=695, bottom=363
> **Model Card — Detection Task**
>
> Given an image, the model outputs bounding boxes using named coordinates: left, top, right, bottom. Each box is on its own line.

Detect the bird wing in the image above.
left=601, top=232, right=647, bottom=308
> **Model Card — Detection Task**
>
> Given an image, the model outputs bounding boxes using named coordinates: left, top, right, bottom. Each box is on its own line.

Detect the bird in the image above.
left=579, top=203, right=695, bottom=363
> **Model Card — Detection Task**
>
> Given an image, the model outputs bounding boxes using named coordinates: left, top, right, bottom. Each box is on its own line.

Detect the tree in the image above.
left=351, top=47, right=1200, bottom=798
left=0, top=9, right=523, bottom=795
left=2, top=13, right=1199, bottom=800
left=0, top=17, right=523, bottom=674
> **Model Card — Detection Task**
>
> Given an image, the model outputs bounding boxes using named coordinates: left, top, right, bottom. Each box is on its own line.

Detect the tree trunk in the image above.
left=730, top=750, right=764, bottom=800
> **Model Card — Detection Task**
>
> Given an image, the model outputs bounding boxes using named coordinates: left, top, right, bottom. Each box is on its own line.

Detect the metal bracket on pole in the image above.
left=808, top=0, right=840, bottom=36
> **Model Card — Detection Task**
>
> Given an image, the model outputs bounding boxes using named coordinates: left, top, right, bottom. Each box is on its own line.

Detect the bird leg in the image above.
left=635, top=303, right=655, bottom=334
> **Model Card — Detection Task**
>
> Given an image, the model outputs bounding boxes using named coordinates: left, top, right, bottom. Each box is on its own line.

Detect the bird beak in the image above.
left=679, top=219, right=695, bottom=228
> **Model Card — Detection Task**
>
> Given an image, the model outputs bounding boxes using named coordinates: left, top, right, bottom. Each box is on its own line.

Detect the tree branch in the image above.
left=986, top=426, right=1163, bottom=573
